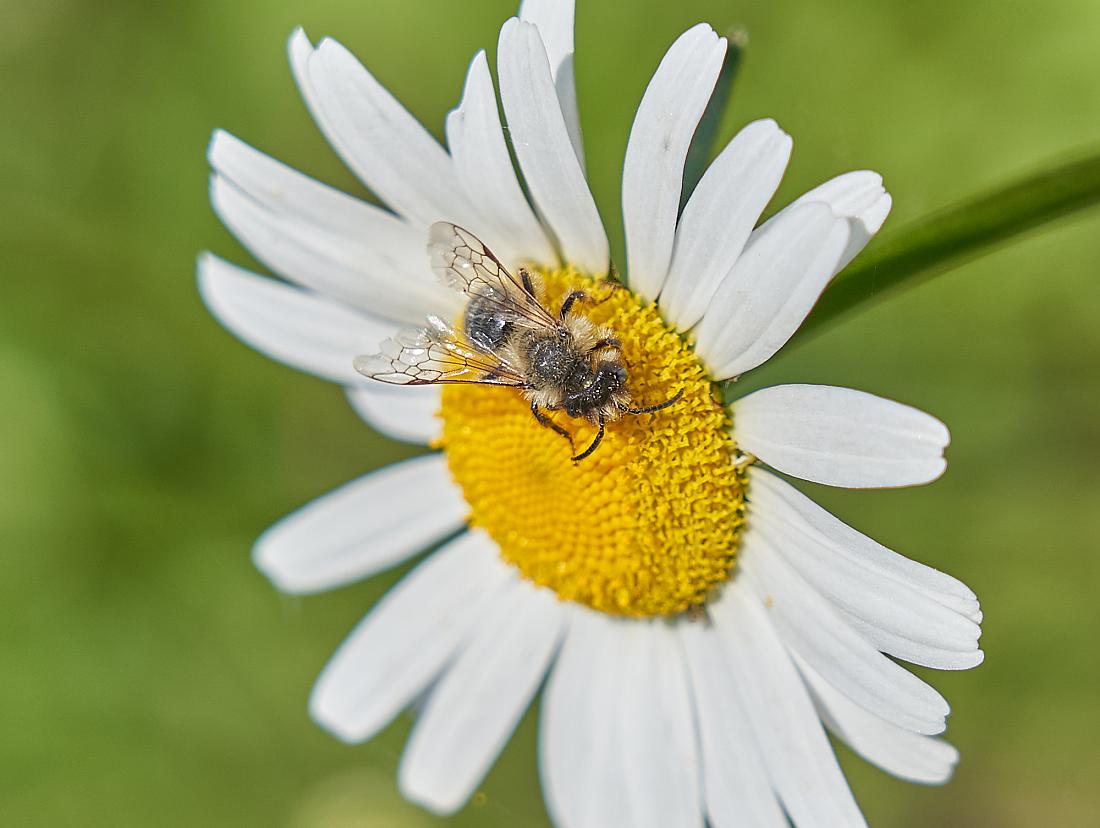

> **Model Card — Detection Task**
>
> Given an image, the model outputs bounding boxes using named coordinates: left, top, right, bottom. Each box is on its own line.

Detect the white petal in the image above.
left=289, top=30, right=478, bottom=229
left=346, top=384, right=441, bottom=446
left=660, top=119, right=792, bottom=330
left=680, top=620, right=787, bottom=828
left=741, top=532, right=950, bottom=735
left=497, top=18, right=609, bottom=275
left=753, top=515, right=983, bottom=669
left=836, top=609, right=983, bottom=672
left=208, top=129, right=414, bottom=240
left=693, top=203, right=851, bottom=379
left=197, top=254, right=395, bottom=385
left=309, top=531, right=510, bottom=743
left=208, top=130, right=450, bottom=322
left=446, top=51, right=557, bottom=268
left=519, top=0, right=584, bottom=166
left=750, top=471, right=982, bottom=669
left=622, top=24, right=726, bottom=301
left=748, top=469, right=980, bottom=621
left=253, top=454, right=465, bottom=594
left=795, top=653, right=960, bottom=785
left=761, top=170, right=891, bottom=275
left=399, top=579, right=564, bottom=815
left=708, top=583, right=867, bottom=827
left=734, top=384, right=950, bottom=488
left=541, top=611, right=702, bottom=828
left=209, top=174, right=452, bottom=324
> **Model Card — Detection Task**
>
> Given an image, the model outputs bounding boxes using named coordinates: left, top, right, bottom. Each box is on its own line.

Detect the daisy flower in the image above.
left=199, top=2, right=984, bottom=825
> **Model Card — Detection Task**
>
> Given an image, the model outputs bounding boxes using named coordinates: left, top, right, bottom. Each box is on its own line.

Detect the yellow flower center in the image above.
left=440, top=268, right=747, bottom=618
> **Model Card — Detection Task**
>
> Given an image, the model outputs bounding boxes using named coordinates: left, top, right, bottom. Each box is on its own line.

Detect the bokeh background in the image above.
left=4, top=0, right=1099, bottom=825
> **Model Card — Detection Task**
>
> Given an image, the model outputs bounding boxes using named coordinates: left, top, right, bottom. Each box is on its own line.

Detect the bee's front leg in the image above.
left=530, top=402, right=574, bottom=451
left=559, top=290, right=590, bottom=320
left=518, top=267, right=539, bottom=300
left=571, top=414, right=606, bottom=463
left=560, top=284, right=622, bottom=320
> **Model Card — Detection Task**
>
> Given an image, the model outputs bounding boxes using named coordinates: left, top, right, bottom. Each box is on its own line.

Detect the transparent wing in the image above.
left=428, top=221, right=559, bottom=329
left=354, top=316, right=527, bottom=387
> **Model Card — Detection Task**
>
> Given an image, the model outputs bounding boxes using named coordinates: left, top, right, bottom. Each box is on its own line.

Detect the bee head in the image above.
left=563, top=361, right=628, bottom=418
left=598, top=362, right=627, bottom=388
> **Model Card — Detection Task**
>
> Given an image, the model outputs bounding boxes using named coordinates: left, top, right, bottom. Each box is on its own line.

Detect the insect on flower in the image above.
left=200, top=6, right=984, bottom=820
left=355, top=222, right=684, bottom=461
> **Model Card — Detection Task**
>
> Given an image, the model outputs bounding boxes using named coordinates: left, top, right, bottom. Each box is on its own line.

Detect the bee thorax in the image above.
left=527, top=336, right=581, bottom=387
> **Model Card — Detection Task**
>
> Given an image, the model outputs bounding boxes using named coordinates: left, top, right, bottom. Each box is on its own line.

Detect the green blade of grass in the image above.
left=793, top=148, right=1100, bottom=343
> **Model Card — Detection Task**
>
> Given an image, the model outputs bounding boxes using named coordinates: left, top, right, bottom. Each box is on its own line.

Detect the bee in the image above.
left=354, top=222, right=683, bottom=461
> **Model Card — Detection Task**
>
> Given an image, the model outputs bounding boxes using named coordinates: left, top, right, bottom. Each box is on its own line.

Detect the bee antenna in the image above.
left=618, top=387, right=685, bottom=415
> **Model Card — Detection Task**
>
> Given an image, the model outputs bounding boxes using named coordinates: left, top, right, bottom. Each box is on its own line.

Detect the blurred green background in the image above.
left=3, top=0, right=1099, bottom=825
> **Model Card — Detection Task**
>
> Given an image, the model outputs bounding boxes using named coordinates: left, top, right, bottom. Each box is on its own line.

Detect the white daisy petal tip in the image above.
left=250, top=455, right=467, bottom=595
left=737, top=117, right=792, bottom=153
left=747, top=468, right=983, bottom=659
left=795, top=652, right=963, bottom=786
left=295, top=31, right=479, bottom=231
left=497, top=15, right=609, bottom=274
left=196, top=253, right=400, bottom=385
left=658, top=116, right=793, bottom=329
left=695, top=203, right=853, bottom=379
left=195, top=252, right=252, bottom=333
left=791, top=170, right=893, bottom=274
left=518, top=0, right=583, bottom=165
left=309, top=685, right=364, bottom=744
left=735, top=384, right=951, bottom=489
left=306, top=533, right=511, bottom=747
left=622, top=20, right=727, bottom=300
left=205, top=127, right=231, bottom=165
left=750, top=503, right=983, bottom=669
left=743, top=535, right=952, bottom=736
left=251, top=533, right=291, bottom=593
left=398, top=583, right=565, bottom=817
left=446, top=50, right=549, bottom=257
left=862, top=190, right=893, bottom=235
left=287, top=25, right=312, bottom=62
left=397, top=774, right=457, bottom=817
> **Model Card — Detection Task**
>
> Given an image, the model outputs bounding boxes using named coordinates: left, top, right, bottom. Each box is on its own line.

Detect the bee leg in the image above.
left=586, top=336, right=622, bottom=355
left=561, top=285, right=620, bottom=320
left=596, top=280, right=622, bottom=301
left=559, top=290, right=590, bottom=319
left=571, top=416, right=606, bottom=463
left=531, top=402, right=574, bottom=451
left=619, top=387, right=685, bottom=415
left=519, top=267, right=538, bottom=299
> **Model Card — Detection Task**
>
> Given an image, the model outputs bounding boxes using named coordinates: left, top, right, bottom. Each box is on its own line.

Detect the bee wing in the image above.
left=428, top=221, right=559, bottom=329
left=354, top=316, right=527, bottom=387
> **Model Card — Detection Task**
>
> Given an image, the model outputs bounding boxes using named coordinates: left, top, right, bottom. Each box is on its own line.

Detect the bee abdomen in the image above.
left=464, top=293, right=511, bottom=350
